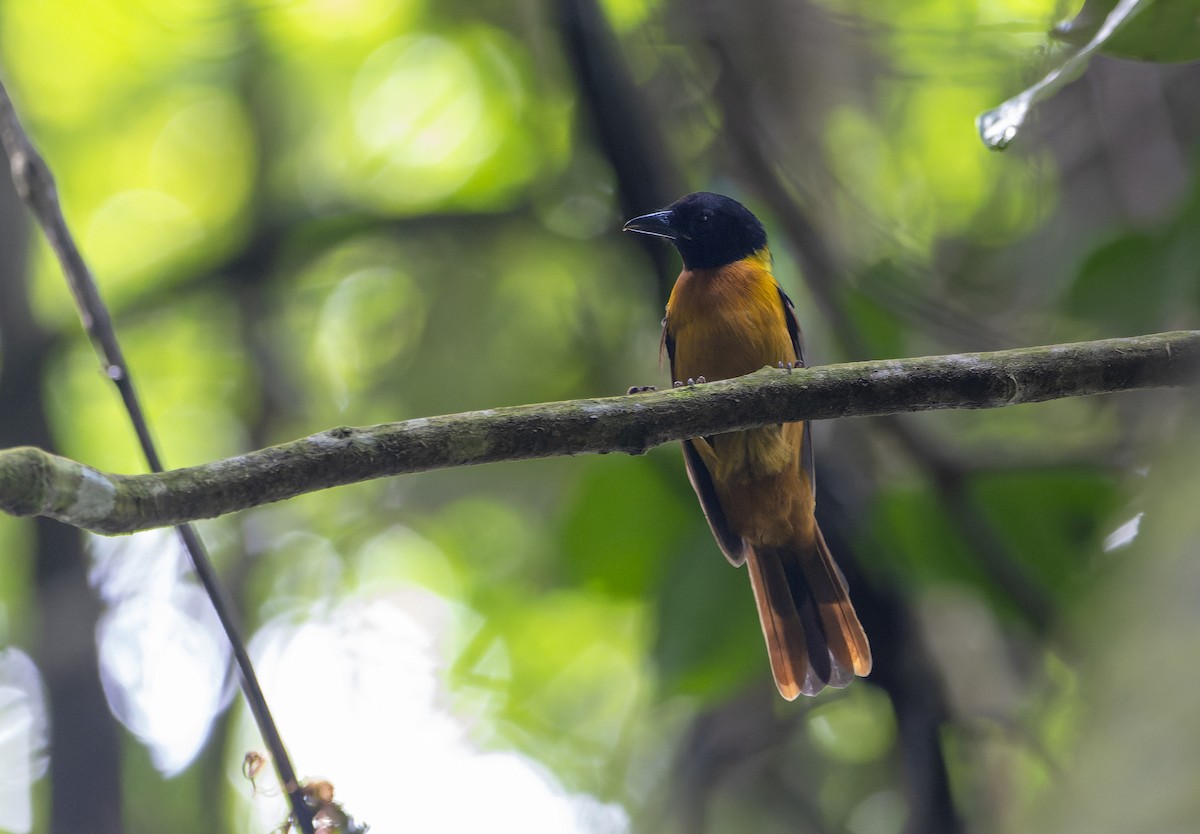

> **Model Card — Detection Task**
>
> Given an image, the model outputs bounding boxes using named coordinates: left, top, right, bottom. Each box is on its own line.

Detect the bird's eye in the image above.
left=699, top=213, right=710, bottom=222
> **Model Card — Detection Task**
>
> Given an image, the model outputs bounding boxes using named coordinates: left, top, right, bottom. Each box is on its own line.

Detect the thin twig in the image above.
left=0, top=78, right=315, bottom=834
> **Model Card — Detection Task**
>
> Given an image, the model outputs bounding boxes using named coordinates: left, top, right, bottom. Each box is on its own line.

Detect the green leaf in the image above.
left=970, top=469, right=1119, bottom=597
left=652, top=531, right=764, bottom=699
left=978, top=0, right=1167, bottom=150
left=867, top=488, right=977, bottom=586
left=1064, top=232, right=1169, bottom=335
left=1054, top=0, right=1200, bottom=62
left=559, top=456, right=692, bottom=596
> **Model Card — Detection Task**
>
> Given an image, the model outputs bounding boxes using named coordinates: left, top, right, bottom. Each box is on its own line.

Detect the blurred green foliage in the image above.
left=0, top=0, right=1198, bottom=832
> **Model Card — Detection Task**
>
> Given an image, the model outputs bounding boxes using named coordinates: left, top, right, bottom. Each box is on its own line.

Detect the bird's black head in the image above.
left=623, top=192, right=768, bottom=270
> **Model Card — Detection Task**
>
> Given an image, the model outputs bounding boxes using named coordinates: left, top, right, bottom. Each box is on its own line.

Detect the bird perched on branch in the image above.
left=624, top=192, right=871, bottom=698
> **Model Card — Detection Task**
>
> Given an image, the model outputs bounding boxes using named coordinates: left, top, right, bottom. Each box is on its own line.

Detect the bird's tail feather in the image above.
left=745, top=526, right=872, bottom=699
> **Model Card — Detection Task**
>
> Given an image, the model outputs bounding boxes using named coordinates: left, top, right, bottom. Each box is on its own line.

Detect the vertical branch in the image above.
left=0, top=79, right=315, bottom=834
left=818, top=496, right=963, bottom=834
left=556, top=0, right=683, bottom=304
left=0, top=108, right=123, bottom=834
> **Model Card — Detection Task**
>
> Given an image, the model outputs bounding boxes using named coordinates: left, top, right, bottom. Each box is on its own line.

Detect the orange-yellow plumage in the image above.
left=625, top=192, right=871, bottom=699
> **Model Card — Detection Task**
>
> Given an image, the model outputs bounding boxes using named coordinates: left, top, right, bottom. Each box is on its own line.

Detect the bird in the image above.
left=623, top=192, right=871, bottom=699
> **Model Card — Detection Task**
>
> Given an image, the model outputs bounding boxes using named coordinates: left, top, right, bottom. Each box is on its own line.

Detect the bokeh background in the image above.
left=1, top=0, right=1198, bottom=832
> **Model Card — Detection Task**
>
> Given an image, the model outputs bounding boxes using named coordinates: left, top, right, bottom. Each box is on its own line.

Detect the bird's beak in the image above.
left=622, top=209, right=677, bottom=240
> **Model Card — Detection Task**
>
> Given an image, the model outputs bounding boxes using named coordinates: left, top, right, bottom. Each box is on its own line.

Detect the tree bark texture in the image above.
left=1, top=330, right=1196, bottom=535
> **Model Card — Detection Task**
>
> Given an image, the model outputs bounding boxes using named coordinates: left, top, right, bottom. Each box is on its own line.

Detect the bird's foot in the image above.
left=776, top=361, right=796, bottom=373
left=673, top=376, right=706, bottom=388
left=626, top=385, right=657, bottom=395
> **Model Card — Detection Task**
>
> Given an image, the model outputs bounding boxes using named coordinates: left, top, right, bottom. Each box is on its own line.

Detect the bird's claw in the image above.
left=673, top=376, right=706, bottom=388
left=776, top=361, right=796, bottom=373
left=627, top=385, right=657, bottom=395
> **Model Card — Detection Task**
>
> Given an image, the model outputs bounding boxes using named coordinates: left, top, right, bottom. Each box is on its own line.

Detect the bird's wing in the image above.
left=778, top=287, right=805, bottom=366
left=664, top=317, right=746, bottom=566
left=777, top=288, right=815, bottom=488
left=682, top=438, right=746, bottom=565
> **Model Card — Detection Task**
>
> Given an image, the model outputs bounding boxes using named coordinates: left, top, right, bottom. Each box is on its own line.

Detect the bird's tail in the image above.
left=745, top=525, right=872, bottom=699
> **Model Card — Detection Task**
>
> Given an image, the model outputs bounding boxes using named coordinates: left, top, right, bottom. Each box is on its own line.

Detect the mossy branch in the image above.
left=2, top=330, right=1196, bottom=536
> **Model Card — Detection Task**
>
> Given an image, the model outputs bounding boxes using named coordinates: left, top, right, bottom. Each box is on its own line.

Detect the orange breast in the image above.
left=665, top=253, right=797, bottom=384
left=666, top=252, right=808, bottom=534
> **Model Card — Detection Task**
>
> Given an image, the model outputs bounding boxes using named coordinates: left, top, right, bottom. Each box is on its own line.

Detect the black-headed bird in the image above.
left=624, top=192, right=871, bottom=699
